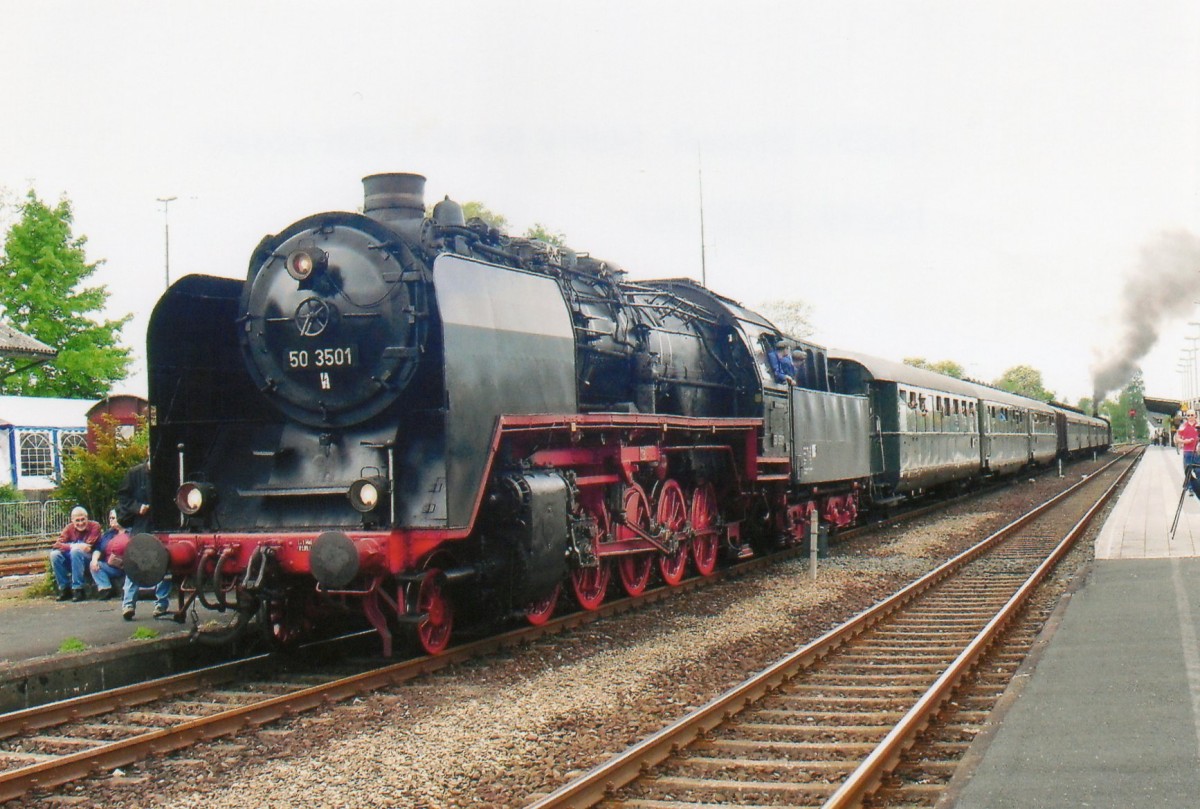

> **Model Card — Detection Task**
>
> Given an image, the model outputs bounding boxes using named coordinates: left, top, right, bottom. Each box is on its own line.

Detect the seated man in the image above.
left=50, top=506, right=102, bottom=602
left=89, top=510, right=126, bottom=600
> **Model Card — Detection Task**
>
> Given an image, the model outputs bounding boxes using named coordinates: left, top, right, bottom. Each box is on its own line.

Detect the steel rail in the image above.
left=523, top=450, right=1136, bottom=809
left=0, top=451, right=1127, bottom=803
left=822, top=448, right=1137, bottom=807
left=0, top=558, right=753, bottom=802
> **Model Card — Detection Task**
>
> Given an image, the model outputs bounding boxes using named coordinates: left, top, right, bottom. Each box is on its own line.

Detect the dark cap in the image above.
left=775, top=341, right=787, bottom=349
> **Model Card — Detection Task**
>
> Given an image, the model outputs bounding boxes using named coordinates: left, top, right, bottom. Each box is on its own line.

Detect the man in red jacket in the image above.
left=1176, top=410, right=1200, bottom=495
left=50, top=506, right=102, bottom=602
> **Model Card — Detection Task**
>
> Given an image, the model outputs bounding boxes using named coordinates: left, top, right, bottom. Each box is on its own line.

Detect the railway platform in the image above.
left=946, top=445, right=1200, bottom=808
left=0, top=578, right=215, bottom=712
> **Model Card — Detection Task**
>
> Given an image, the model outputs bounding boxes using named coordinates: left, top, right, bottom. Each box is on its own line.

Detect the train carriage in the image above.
left=978, top=390, right=1042, bottom=476
left=1053, top=405, right=1112, bottom=456
left=829, top=351, right=985, bottom=497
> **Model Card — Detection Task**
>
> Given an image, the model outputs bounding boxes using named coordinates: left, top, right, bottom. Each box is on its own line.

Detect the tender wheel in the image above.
left=524, top=583, right=561, bottom=626
left=690, top=482, right=720, bottom=577
left=655, top=479, right=689, bottom=586
left=414, top=569, right=453, bottom=655
left=571, top=496, right=612, bottom=611
left=617, top=485, right=653, bottom=597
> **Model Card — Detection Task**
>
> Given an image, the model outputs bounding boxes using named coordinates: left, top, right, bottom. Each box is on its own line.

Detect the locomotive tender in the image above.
left=126, top=173, right=1110, bottom=655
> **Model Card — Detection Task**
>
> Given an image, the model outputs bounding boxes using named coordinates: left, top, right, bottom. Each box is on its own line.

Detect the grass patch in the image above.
left=131, top=626, right=159, bottom=640
left=58, top=637, right=88, bottom=654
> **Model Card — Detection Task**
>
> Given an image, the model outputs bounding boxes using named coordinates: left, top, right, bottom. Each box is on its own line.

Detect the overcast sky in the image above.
left=2, top=1, right=1198, bottom=405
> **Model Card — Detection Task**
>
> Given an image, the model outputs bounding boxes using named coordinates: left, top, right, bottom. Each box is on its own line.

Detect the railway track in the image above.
left=0, top=556, right=43, bottom=578
left=526, top=449, right=1138, bottom=809
left=0, top=538, right=824, bottom=803
left=0, top=453, right=1128, bottom=804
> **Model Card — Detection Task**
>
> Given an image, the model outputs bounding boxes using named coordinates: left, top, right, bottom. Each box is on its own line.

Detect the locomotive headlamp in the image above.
left=348, top=476, right=389, bottom=513
left=176, top=481, right=218, bottom=516
left=285, top=245, right=328, bottom=282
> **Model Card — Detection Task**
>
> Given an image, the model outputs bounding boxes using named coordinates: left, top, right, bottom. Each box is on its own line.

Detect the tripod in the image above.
left=1169, top=463, right=1200, bottom=542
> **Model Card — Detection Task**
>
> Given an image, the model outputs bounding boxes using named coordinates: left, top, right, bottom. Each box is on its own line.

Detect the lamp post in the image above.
left=1183, top=347, right=1198, bottom=409
left=157, top=196, right=177, bottom=289
left=1188, top=322, right=1200, bottom=411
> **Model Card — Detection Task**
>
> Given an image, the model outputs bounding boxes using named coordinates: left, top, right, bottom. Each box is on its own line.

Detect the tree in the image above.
left=525, top=222, right=566, bottom=247
left=903, top=357, right=965, bottom=379
left=759, top=299, right=815, bottom=339
left=0, top=191, right=131, bottom=397
left=57, top=416, right=148, bottom=520
left=461, top=201, right=509, bottom=231
left=993, top=365, right=1055, bottom=402
left=1099, top=373, right=1148, bottom=442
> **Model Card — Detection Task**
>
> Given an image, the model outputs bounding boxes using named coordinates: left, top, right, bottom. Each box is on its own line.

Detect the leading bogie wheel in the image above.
left=524, top=583, right=561, bottom=626
left=414, top=569, right=453, bottom=655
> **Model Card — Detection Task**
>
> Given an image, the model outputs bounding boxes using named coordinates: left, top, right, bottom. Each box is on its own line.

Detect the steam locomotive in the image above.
left=126, top=173, right=1110, bottom=655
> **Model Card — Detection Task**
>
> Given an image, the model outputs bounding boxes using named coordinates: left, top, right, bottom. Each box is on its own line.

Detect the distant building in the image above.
left=0, top=321, right=55, bottom=366
left=0, top=396, right=91, bottom=490
left=86, top=394, right=149, bottom=452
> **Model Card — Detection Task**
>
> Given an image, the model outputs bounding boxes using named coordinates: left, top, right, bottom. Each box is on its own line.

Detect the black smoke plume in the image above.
left=1091, top=229, right=1200, bottom=403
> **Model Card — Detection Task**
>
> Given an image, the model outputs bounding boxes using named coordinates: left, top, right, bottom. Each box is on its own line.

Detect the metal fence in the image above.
left=0, top=499, right=71, bottom=546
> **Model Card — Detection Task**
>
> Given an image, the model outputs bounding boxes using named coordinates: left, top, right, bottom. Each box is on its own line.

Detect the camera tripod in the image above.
left=1168, top=463, right=1200, bottom=542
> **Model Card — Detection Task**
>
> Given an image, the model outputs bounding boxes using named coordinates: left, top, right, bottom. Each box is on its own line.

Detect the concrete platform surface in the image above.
left=949, top=448, right=1200, bottom=807
left=0, top=587, right=191, bottom=665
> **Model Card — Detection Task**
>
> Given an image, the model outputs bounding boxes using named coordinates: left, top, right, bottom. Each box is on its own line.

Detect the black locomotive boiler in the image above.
left=126, top=173, right=1109, bottom=655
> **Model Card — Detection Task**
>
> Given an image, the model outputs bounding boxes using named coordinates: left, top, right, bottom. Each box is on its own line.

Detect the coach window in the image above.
left=18, top=431, right=53, bottom=479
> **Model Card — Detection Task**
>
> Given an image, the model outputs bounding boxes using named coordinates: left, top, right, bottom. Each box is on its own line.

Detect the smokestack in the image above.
left=362, top=173, right=426, bottom=225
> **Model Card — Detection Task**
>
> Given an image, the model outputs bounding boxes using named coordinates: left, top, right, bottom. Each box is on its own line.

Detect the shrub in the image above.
left=56, top=415, right=148, bottom=520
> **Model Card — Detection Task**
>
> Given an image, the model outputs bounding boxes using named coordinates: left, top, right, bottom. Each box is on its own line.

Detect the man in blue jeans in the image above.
left=1176, top=410, right=1200, bottom=496
left=50, top=507, right=101, bottom=602
left=89, top=510, right=126, bottom=600
left=116, top=458, right=172, bottom=620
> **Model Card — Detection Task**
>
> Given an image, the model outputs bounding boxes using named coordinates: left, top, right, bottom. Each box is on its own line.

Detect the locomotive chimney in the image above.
left=363, top=173, right=426, bottom=225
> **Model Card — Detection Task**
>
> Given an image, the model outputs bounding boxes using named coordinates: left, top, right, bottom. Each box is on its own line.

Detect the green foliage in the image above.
left=760, top=299, right=815, bottom=339
left=0, top=190, right=132, bottom=396
left=903, top=358, right=965, bottom=379
left=131, top=626, right=160, bottom=640
left=0, top=482, right=20, bottom=503
left=461, top=201, right=509, bottom=231
left=24, top=567, right=56, bottom=599
left=1099, top=372, right=1148, bottom=442
left=56, top=416, right=148, bottom=520
left=58, top=637, right=88, bottom=654
left=993, top=365, right=1055, bottom=402
left=449, top=200, right=568, bottom=248
left=525, top=223, right=566, bottom=247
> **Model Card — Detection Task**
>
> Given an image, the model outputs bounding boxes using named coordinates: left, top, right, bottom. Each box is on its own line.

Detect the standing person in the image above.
left=50, top=507, right=102, bottom=602
left=791, top=349, right=809, bottom=388
left=115, top=459, right=172, bottom=620
left=89, top=510, right=127, bottom=600
left=767, top=341, right=796, bottom=385
left=116, top=458, right=152, bottom=534
left=1176, top=411, right=1200, bottom=495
